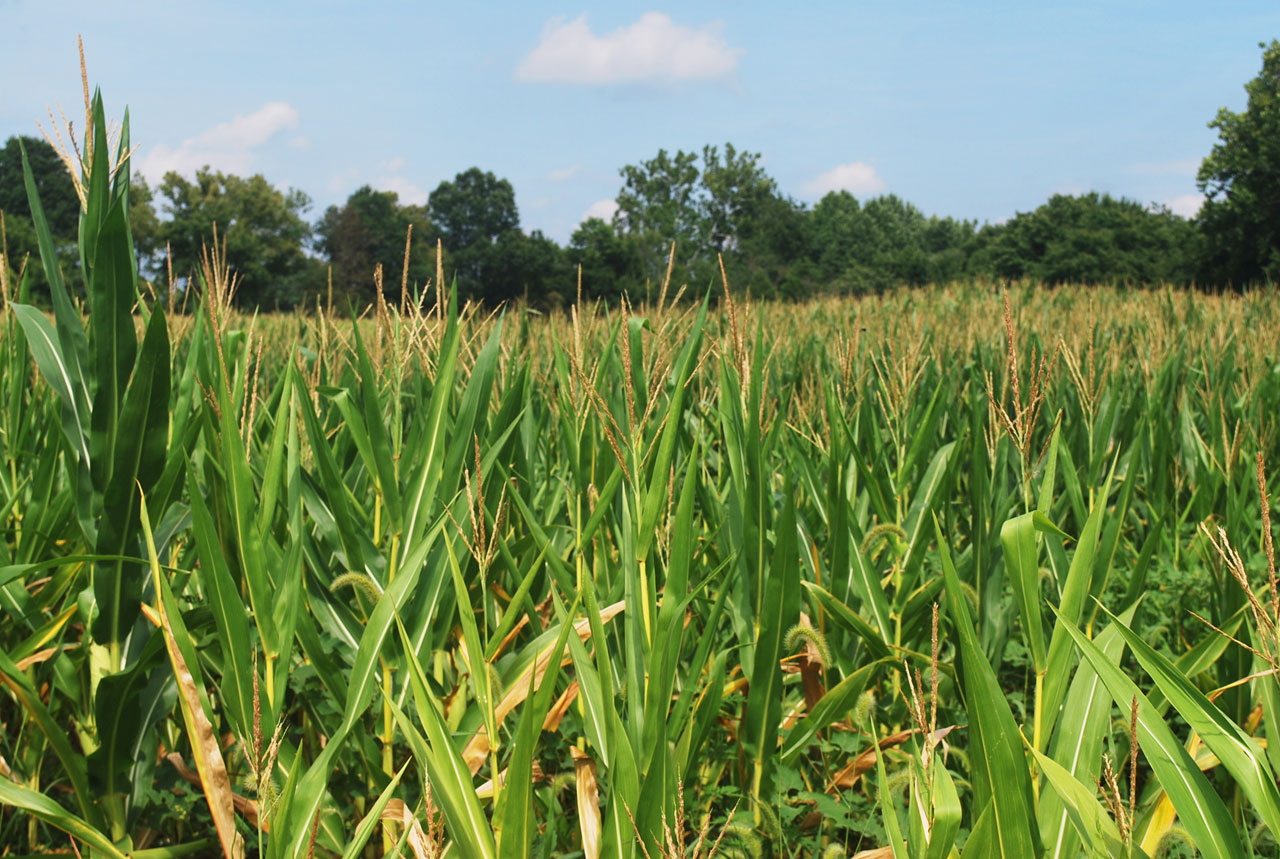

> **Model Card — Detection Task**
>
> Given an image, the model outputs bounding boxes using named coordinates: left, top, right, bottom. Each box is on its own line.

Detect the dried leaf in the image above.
left=572, top=747, right=601, bottom=859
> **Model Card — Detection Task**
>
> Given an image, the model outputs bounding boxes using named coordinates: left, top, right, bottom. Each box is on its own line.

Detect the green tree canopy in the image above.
left=316, top=185, right=435, bottom=309
left=972, top=192, right=1198, bottom=286
left=428, top=167, right=527, bottom=303
left=805, top=192, right=975, bottom=292
left=567, top=217, right=644, bottom=301
left=615, top=143, right=799, bottom=291
left=156, top=167, right=316, bottom=308
left=1197, top=39, right=1280, bottom=287
left=1, top=135, right=162, bottom=303
left=0, top=135, right=80, bottom=240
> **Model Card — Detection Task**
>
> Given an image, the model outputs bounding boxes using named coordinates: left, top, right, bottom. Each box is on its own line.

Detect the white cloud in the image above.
left=382, top=156, right=407, bottom=172
left=516, top=13, right=741, bottom=86
left=287, top=135, right=311, bottom=150
left=138, top=101, right=299, bottom=179
left=1133, top=159, right=1200, bottom=176
left=376, top=175, right=429, bottom=207
left=547, top=164, right=582, bottom=182
left=582, top=198, right=619, bottom=223
left=803, top=162, right=886, bottom=197
left=1163, top=193, right=1204, bottom=218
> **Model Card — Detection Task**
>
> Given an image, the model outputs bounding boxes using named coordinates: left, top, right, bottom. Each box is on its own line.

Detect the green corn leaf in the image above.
left=743, top=485, right=800, bottom=807
left=780, top=660, right=884, bottom=765
left=1001, top=511, right=1048, bottom=673
left=0, top=645, right=105, bottom=831
left=394, top=614, right=498, bottom=859
left=873, top=718, right=909, bottom=859
left=1040, top=467, right=1113, bottom=748
left=801, top=581, right=891, bottom=659
left=1099, top=602, right=1280, bottom=837
left=1055, top=606, right=1245, bottom=858
left=94, top=305, right=169, bottom=646
left=0, top=778, right=125, bottom=858
left=1040, top=601, right=1137, bottom=859
left=925, top=761, right=962, bottom=859
left=937, top=515, right=1042, bottom=857
left=1031, top=746, right=1131, bottom=858
left=340, top=762, right=410, bottom=859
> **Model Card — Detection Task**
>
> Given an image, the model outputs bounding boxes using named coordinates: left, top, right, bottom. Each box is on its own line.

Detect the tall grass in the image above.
left=3, top=88, right=1280, bottom=858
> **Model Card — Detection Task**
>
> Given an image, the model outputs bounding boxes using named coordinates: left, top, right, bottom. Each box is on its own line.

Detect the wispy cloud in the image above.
left=139, top=101, right=299, bottom=179
left=803, top=162, right=886, bottom=197
left=516, top=13, right=741, bottom=86
left=324, top=158, right=430, bottom=206
left=376, top=175, right=428, bottom=206
left=582, top=198, right=619, bottom=223
left=547, top=164, right=582, bottom=182
left=1163, top=193, right=1204, bottom=218
left=1132, top=158, right=1201, bottom=176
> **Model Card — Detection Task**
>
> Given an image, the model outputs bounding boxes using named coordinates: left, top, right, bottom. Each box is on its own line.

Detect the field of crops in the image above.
left=6, top=95, right=1280, bottom=859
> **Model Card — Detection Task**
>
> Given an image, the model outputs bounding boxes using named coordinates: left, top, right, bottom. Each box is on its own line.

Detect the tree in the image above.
left=699, top=143, right=779, bottom=255
left=156, top=168, right=314, bottom=308
left=0, top=136, right=80, bottom=239
left=615, top=143, right=797, bottom=293
left=616, top=148, right=701, bottom=284
left=489, top=229, right=566, bottom=307
left=428, top=168, right=523, bottom=303
left=129, top=175, right=162, bottom=278
left=1197, top=39, right=1280, bottom=286
left=568, top=217, right=644, bottom=301
left=0, top=136, right=82, bottom=301
left=316, top=185, right=435, bottom=309
left=804, top=192, right=974, bottom=292
left=971, top=192, right=1198, bottom=285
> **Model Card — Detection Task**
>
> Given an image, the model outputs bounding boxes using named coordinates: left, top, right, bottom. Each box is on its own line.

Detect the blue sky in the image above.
left=3, top=1, right=1277, bottom=242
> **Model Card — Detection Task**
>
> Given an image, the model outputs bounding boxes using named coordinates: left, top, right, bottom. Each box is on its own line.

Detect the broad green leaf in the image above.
left=1056, top=607, right=1245, bottom=858
left=937, top=516, right=1042, bottom=857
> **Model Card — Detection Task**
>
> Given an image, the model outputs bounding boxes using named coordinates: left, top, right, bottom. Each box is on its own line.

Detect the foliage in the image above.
left=1197, top=39, right=1280, bottom=287
left=155, top=167, right=317, bottom=308
left=0, top=135, right=80, bottom=238
left=315, top=185, right=435, bottom=309
left=615, top=143, right=792, bottom=290
left=428, top=167, right=525, bottom=303
left=971, top=192, right=1201, bottom=285
left=807, top=191, right=976, bottom=291
left=567, top=217, right=644, bottom=302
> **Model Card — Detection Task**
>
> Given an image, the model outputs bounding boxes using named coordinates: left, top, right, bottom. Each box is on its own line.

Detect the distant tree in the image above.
left=316, top=185, right=435, bottom=308
left=807, top=191, right=866, bottom=281
left=805, top=192, right=973, bottom=292
left=972, top=192, right=1198, bottom=285
left=129, top=175, right=162, bottom=278
left=1196, top=39, right=1280, bottom=286
left=156, top=168, right=314, bottom=308
left=698, top=143, right=779, bottom=255
left=428, top=167, right=522, bottom=302
left=0, top=136, right=80, bottom=239
left=616, top=148, right=702, bottom=284
left=0, top=136, right=81, bottom=301
left=616, top=143, right=802, bottom=293
left=489, top=229, right=566, bottom=307
left=568, top=217, right=644, bottom=301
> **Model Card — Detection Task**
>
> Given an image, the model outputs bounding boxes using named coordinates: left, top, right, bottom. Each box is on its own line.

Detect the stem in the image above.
left=382, top=658, right=395, bottom=854
left=1032, top=670, right=1044, bottom=804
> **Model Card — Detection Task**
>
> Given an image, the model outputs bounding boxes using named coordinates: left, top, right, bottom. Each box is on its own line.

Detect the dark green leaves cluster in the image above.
left=1197, top=39, right=1280, bottom=286
left=316, top=185, right=434, bottom=308
left=155, top=168, right=321, bottom=308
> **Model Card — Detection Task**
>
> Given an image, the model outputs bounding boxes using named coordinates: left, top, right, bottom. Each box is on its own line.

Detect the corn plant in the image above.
left=6, top=83, right=1280, bottom=859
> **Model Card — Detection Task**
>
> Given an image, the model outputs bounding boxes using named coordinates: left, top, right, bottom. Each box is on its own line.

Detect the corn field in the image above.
left=5, top=92, right=1280, bottom=859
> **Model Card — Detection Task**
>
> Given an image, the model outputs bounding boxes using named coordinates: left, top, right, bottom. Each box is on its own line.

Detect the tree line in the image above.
left=3, top=40, right=1278, bottom=310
